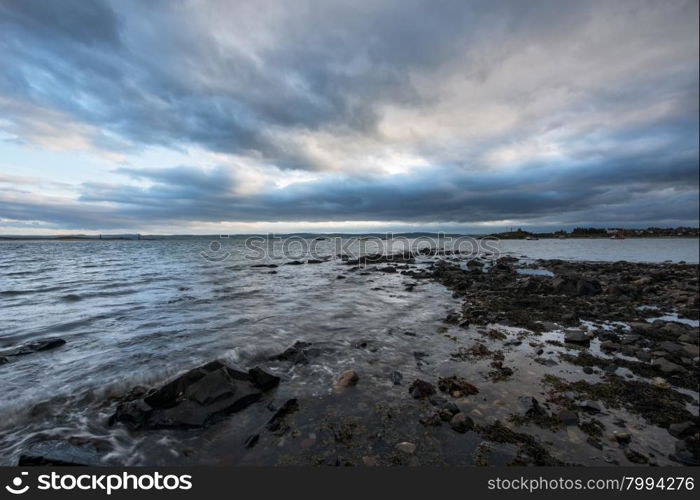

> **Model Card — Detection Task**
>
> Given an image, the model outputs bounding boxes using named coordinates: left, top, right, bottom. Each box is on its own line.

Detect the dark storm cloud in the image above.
left=1, top=141, right=697, bottom=230
left=1, top=0, right=471, bottom=164
left=0, top=0, right=698, bottom=230
left=0, top=0, right=121, bottom=48
left=0, top=0, right=656, bottom=164
left=28, top=142, right=687, bottom=229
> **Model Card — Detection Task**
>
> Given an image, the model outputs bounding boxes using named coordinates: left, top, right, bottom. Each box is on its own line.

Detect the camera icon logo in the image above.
left=5, top=472, right=29, bottom=495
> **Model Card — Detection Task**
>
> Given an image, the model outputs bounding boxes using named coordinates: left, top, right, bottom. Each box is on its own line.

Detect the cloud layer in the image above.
left=0, top=0, right=697, bottom=232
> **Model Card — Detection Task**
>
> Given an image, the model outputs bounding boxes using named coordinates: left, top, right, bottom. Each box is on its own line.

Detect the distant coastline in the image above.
left=489, top=226, right=700, bottom=240
left=0, top=226, right=698, bottom=241
left=0, top=235, right=154, bottom=241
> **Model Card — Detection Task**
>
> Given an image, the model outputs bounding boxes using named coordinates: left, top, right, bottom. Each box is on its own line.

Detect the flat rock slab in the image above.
left=652, top=358, right=685, bottom=374
left=564, top=329, right=590, bottom=343
left=558, top=409, right=579, bottom=426
left=0, top=337, right=66, bottom=357
left=18, top=439, right=110, bottom=466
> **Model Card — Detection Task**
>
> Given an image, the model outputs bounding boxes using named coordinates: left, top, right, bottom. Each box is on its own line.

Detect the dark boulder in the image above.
left=429, top=396, right=460, bottom=416
left=266, top=398, right=299, bottom=432
left=437, top=376, right=479, bottom=396
left=110, top=361, right=264, bottom=430
left=519, top=276, right=550, bottom=293
left=269, top=341, right=320, bottom=365
left=657, top=341, right=684, bottom=355
left=110, top=399, right=152, bottom=430
left=30, top=338, right=66, bottom=352
left=243, top=433, right=260, bottom=449
left=624, top=448, right=649, bottom=464
left=444, top=312, right=461, bottom=324
left=489, top=262, right=514, bottom=274
left=377, top=266, right=397, bottom=273
left=248, top=367, right=280, bottom=392
left=449, top=413, right=474, bottom=433
left=409, top=379, right=436, bottom=399
left=143, top=360, right=247, bottom=408
left=419, top=411, right=443, bottom=427
left=551, top=275, right=601, bottom=296
left=576, top=278, right=602, bottom=296
left=668, top=421, right=697, bottom=439
left=672, top=436, right=700, bottom=465
left=558, top=409, right=579, bottom=426
left=551, top=276, right=576, bottom=295
left=518, top=396, right=544, bottom=416
left=600, top=341, right=620, bottom=351
left=635, top=351, right=652, bottom=362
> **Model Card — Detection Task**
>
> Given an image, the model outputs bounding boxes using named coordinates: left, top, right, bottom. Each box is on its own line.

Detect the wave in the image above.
left=0, top=286, right=66, bottom=296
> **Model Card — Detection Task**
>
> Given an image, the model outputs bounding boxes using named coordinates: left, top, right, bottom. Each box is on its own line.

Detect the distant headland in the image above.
left=489, top=226, right=700, bottom=239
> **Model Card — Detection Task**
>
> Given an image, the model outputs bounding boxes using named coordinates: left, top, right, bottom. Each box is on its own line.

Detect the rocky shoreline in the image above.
left=10, top=251, right=699, bottom=466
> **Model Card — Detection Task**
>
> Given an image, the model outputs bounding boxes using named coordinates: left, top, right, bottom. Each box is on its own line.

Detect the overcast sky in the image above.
left=0, top=0, right=697, bottom=234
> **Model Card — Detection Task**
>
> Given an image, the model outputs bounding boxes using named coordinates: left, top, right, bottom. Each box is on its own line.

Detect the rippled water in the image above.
left=496, top=237, right=699, bottom=263
left=0, top=237, right=697, bottom=465
left=0, top=238, right=457, bottom=463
